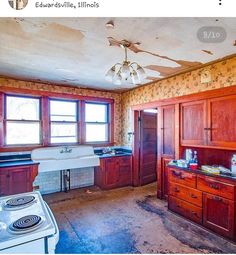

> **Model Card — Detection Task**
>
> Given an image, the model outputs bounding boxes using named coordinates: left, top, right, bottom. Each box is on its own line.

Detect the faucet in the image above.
left=60, top=146, right=72, bottom=154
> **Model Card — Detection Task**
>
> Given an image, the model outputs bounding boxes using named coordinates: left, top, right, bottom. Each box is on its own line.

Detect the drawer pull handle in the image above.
left=172, top=171, right=185, bottom=180
left=191, top=211, right=197, bottom=215
left=209, top=184, right=219, bottom=190
left=174, top=187, right=180, bottom=193
left=213, top=196, right=222, bottom=201
left=190, top=194, right=197, bottom=199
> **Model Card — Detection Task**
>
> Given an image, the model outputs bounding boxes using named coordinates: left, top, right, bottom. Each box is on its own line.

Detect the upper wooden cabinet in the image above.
left=181, top=100, right=207, bottom=146
left=207, top=95, right=236, bottom=148
left=160, top=105, right=175, bottom=156
left=181, top=95, right=236, bottom=149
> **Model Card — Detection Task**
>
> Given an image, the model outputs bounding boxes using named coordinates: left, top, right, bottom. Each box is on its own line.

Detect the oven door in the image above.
left=44, top=202, right=59, bottom=254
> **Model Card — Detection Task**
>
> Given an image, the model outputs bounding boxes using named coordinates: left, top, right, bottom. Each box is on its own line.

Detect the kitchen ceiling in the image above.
left=0, top=17, right=235, bottom=92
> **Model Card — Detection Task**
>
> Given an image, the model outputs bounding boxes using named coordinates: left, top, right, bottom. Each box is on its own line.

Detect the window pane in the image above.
left=6, top=96, right=40, bottom=120
left=50, top=100, right=77, bottom=121
left=51, top=123, right=77, bottom=143
left=51, top=137, right=77, bottom=144
left=6, top=122, right=40, bottom=145
left=85, top=103, right=107, bottom=122
left=86, top=124, right=108, bottom=142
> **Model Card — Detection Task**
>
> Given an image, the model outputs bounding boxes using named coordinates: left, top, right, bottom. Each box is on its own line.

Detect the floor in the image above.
left=44, top=184, right=236, bottom=254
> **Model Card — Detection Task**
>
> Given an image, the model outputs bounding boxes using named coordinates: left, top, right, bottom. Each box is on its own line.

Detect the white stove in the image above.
left=0, top=191, right=59, bottom=254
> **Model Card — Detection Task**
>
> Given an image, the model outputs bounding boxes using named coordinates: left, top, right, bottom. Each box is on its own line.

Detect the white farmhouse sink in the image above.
left=31, top=145, right=100, bottom=173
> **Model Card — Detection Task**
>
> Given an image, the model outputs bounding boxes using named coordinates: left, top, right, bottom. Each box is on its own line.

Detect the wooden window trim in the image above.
left=0, top=90, right=115, bottom=152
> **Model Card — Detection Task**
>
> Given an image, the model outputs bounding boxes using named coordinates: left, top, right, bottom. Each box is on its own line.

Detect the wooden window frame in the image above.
left=84, top=101, right=110, bottom=144
left=3, top=94, right=42, bottom=147
left=0, top=88, right=115, bottom=152
left=49, top=98, right=79, bottom=145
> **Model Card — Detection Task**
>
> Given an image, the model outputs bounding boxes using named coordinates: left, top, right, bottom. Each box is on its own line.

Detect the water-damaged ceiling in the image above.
left=0, top=17, right=235, bottom=91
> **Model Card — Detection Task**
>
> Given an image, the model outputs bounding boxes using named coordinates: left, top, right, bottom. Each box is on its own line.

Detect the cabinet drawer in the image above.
left=169, top=195, right=202, bottom=224
left=168, top=168, right=196, bottom=188
left=119, top=156, right=131, bottom=166
left=169, top=182, right=202, bottom=207
left=197, top=176, right=235, bottom=200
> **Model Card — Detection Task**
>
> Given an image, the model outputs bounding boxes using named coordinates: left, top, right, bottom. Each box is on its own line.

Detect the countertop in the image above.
left=0, top=160, right=39, bottom=168
left=168, top=164, right=236, bottom=181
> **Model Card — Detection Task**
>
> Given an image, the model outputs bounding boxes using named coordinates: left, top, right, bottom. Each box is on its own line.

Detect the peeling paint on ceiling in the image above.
left=0, top=17, right=235, bottom=91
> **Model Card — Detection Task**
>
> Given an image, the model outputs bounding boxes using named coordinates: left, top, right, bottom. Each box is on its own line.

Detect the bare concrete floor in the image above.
left=43, top=183, right=236, bottom=254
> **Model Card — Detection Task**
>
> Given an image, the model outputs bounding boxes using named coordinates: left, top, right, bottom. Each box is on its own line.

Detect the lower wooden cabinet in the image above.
left=203, top=193, right=235, bottom=239
left=0, top=164, right=38, bottom=196
left=169, top=195, right=203, bottom=224
left=168, top=166, right=236, bottom=241
left=95, top=156, right=132, bottom=190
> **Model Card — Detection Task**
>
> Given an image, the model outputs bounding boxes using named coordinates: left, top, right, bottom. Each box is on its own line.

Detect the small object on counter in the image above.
left=201, top=165, right=220, bottom=175
left=177, top=159, right=188, bottom=168
left=189, top=163, right=198, bottom=170
left=168, top=160, right=177, bottom=166
left=193, top=151, right=198, bottom=164
left=185, top=149, right=193, bottom=162
left=231, top=154, right=236, bottom=176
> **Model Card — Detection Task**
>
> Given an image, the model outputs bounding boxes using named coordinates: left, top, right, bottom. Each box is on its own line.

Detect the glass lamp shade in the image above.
left=113, top=72, right=122, bottom=85
left=120, top=62, right=131, bottom=80
left=131, top=70, right=140, bottom=84
left=105, top=66, right=116, bottom=82
left=136, top=65, right=146, bottom=80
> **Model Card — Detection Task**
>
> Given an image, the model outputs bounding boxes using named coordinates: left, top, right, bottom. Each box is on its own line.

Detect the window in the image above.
left=85, top=103, right=109, bottom=142
left=5, top=95, right=41, bottom=145
left=49, top=99, right=78, bottom=144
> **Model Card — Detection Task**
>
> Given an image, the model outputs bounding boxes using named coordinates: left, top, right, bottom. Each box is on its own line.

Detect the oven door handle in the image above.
left=44, top=202, right=60, bottom=248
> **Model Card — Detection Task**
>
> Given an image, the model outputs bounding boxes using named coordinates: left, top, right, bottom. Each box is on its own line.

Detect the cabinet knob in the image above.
left=190, top=194, right=197, bottom=199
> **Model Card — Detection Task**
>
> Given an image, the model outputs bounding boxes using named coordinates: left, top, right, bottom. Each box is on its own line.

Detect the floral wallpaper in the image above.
left=121, top=56, right=236, bottom=146
left=0, top=77, right=122, bottom=145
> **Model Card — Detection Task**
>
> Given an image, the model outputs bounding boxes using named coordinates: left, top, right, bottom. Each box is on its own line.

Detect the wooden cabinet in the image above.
left=207, top=95, right=236, bottom=148
left=95, top=156, right=132, bottom=190
left=181, top=100, right=207, bottom=146
left=168, top=166, right=236, bottom=241
left=161, top=157, right=173, bottom=199
left=158, top=104, right=176, bottom=199
left=181, top=96, right=236, bottom=149
left=0, top=164, right=38, bottom=196
left=203, top=193, right=235, bottom=239
left=160, top=105, right=175, bottom=156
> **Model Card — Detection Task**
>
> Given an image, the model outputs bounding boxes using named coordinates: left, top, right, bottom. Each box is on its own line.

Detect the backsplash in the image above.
left=121, top=56, right=236, bottom=146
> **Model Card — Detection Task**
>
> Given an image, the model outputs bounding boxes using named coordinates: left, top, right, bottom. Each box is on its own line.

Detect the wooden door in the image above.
left=118, top=156, right=132, bottom=186
left=181, top=100, right=207, bottom=146
left=8, top=167, right=32, bottom=195
left=207, top=95, right=236, bottom=148
left=139, top=111, right=157, bottom=185
left=104, top=158, right=119, bottom=188
left=0, top=170, right=9, bottom=196
left=161, top=105, right=175, bottom=156
left=203, top=193, right=235, bottom=239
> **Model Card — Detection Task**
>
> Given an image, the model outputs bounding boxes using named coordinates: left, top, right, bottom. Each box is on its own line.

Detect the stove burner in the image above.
left=5, top=196, right=35, bottom=209
left=12, top=215, right=41, bottom=230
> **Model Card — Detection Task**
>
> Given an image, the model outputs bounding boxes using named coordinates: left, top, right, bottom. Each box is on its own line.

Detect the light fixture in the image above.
left=105, top=41, right=146, bottom=85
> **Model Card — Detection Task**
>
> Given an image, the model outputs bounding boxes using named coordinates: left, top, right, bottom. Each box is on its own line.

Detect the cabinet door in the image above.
left=0, top=170, right=9, bottom=196
left=118, top=156, right=132, bottom=187
left=207, top=95, right=236, bottom=148
left=181, top=100, right=207, bottom=145
left=161, top=105, right=175, bottom=156
left=104, top=158, right=119, bottom=188
left=8, top=167, right=32, bottom=195
left=162, top=157, right=173, bottom=199
left=203, top=193, right=235, bottom=239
